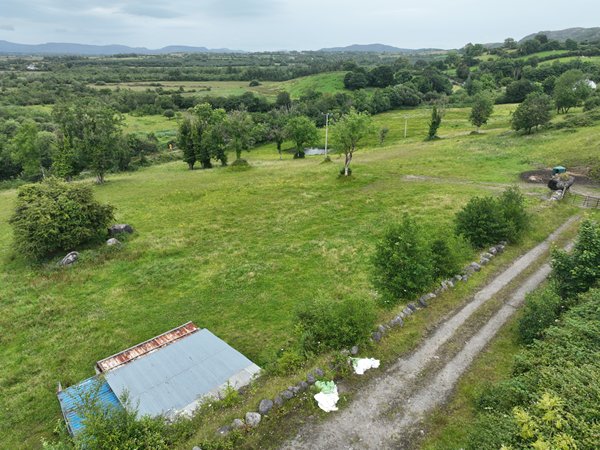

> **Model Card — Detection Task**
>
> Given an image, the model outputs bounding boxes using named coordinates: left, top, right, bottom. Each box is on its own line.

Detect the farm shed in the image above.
left=57, top=322, right=261, bottom=434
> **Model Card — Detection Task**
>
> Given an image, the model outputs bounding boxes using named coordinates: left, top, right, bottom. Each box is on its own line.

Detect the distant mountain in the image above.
left=318, top=43, right=441, bottom=54
left=0, top=40, right=242, bottom=55
left=519, top=27, right=600, bottom=43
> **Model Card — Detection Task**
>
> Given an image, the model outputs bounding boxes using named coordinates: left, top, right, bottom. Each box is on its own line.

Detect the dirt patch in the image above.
left=520, top=169, right=595, bottom=185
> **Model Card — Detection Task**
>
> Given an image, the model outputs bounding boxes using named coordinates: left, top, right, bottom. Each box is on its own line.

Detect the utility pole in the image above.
left=324, top=113, right=330, bottom=157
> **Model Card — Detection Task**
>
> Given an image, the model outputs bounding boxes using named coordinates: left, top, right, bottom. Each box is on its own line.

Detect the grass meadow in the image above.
left=90, top=71, right=347, bottom=99
left=0, top=104, right=598, bottom=447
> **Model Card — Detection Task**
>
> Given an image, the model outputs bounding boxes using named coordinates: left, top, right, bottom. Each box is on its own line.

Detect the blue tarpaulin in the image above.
left=57, top=376, right=123, bottom=436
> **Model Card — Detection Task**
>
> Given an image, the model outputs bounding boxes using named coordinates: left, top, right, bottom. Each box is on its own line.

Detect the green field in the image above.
left=90, top=71, right=347, bottom=99
left=1, top=104, right=599, bottom=448
left=539, top=55, right=600, bottom=66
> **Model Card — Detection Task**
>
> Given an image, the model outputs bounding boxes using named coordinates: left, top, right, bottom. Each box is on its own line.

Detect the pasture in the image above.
left=89, top=71, right=347, bottom=99
left=0, top=104, right=597, bottom=447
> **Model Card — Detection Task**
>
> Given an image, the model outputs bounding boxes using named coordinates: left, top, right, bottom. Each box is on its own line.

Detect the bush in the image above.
left=455, top=187, right=529, bottom=248
left=295, top=296, right=376, bottom=354
left=9, top=178, right=114, bottom=260
left=551, top=219, right=600, bottom=299
left=498, top=186, right=529, bottom=241
left=455, top=196, right=511, bottom=248
left=431, top=238, right=462, bottom=280
left=518, top=285, right=563, bottom=344
left=75, top=391, right=170, bottom=450
left=372, top=216, right=435, bottom=305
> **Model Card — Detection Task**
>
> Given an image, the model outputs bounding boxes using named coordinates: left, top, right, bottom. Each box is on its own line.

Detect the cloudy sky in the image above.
left=1, top=0, right=598, bottom=51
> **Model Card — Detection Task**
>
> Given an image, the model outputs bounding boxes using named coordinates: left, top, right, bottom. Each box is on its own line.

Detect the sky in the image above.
left=1, top=0, right=599, bottom=51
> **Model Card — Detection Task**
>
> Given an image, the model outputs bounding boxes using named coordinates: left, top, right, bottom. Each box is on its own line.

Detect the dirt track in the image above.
left=281, top=217, right=577, bottom=450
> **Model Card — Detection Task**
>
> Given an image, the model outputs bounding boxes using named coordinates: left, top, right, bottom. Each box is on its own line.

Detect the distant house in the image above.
left=26, top=63, right=38, bottom=71
left=57, top=322, right=260, bottom=435
left=585, top=79, right=597, bottom=90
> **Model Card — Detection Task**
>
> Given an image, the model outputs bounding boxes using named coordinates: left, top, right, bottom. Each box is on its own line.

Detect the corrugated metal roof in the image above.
left=104, top=329, right=261, bottom=417
left=57, top=376, right=123, bottom=436
left=96, top=322, right=199, bottom=373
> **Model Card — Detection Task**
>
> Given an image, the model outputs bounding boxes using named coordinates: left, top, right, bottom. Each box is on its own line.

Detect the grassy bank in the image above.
left=0, top=104, right=596, bottom=447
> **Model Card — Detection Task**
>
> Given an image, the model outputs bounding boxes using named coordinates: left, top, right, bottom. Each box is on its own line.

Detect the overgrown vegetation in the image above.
left=9, top=178, right=114, bottom=260
left=455, top=187, right=529, bottom=248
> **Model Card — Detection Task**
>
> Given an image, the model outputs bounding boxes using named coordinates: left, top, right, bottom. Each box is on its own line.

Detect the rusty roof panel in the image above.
left=96, top=322, right=199, bottom=373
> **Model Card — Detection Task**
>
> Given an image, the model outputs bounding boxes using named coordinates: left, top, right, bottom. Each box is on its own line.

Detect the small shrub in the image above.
left=518, top=285, right=563, bottom=344
left=431, top=238, right=462, bottom=279
left=75, top=391, right=170, bottom=450
left=217, top=382, right=241, bottom=408
left=248, top=80, right=261, bottom=87
left=296, top=296, right=376, bottom=354
left=372, top=216, right=434, bottom=305
left=551, top=219, right=600, bottom=299
left=455, top=187, right=528, bottom=248
left=455, top=196, right=511, bottom=248
left=9, top=178, right=114, bottom=260
left=273, top=348, right=305, bottom=376
left=498, top=186, right=529, bottom=242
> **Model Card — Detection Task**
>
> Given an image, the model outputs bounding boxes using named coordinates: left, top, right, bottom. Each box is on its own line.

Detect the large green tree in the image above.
left=469, top=93, right=494, bottom=132
left=53, top=100, right=123, bottom=183
left=331, top=109, right=374, bottom=176
left=284, top=115, right=318, bottom=159
left=225, top=109, right=254, bottom=161
left=511, top=92, right=553, bottom=134
left=553, top=69, right=593, bottom=114
left=11, top=121, right=54, bottom=180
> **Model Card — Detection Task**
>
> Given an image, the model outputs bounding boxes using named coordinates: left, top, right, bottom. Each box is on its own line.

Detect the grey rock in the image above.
left=390, top=315, right=404, bottom=327
left=496, top=244, right=505, bottom=253
left=108, top=224, right=134, bottom=235
left=245, top=412, right=261, bottom=428
left=281, top=389, right=294, bottom=400
left=340, top=348, right=350, bottom=356
left=289, top=385, right=300, bottom=394
left=488, top=247, right=497, bottom=255
left=408, top=303, right=418, bottom=311
left=378, top=324, right=386, bottom=333
left=480, top=257, right=490, bottom=265
left=306, top=373, right=316, bottom=384
left=469, top=262, right=482, bottom=272
left=297, top=381, right=309, bottom=392
left=372, top=331, right=383, bottom=342
left=314, top=367, right=324, bottom=377
left=403, top=307, right=413, bottom=316
left=499, top=240, right=507, bottom=246
left=258, top=399, right=273, bottom=415
left=217, top=425, right=231, bottom=436
left=59, top=251, right=79, bottom=266
left=350, top=345, right=359, bottom=355
left=273, top=395, right=284, bottom=407
left=453, top=274, right=463, bottom=282
left=462, top=274, right=469, bottom=281
left=417, top=297, right=428, bottom=308
left=445, top=280, right=455, bottom=288
left=434, top=287, right=443, bottom=295
left=192, top=446, right=202, bottom=450
left=231, top=418, right=245, bottom=430
left=481, top=252, right=493, bottom=260
left=106, top=238, right=121, bottom=246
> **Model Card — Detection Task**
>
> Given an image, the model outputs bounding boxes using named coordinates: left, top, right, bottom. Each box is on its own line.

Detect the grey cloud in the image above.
left=121, top=4, right=182, bottom=19
left=0, top=25, right=15, bottom=31
left=202, top=0, right=282, bottom=18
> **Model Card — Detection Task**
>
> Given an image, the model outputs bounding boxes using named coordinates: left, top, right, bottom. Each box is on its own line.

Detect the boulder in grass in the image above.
left=258, top=399, right=273, bottom=415
left=245, top=412, right=261, bottom=428
left=217, top=425, right=231, bottom=436
left=106, top=238, right=121, bottom=246
left=273, top=395, right=284, bottom=407
left=59, top=251, right=79, bottom=266
left=350, top=345, right=359, bottom=355
left=231, top=418, right=245, bottom=430
left=108, top=224, right=134, bottom=235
